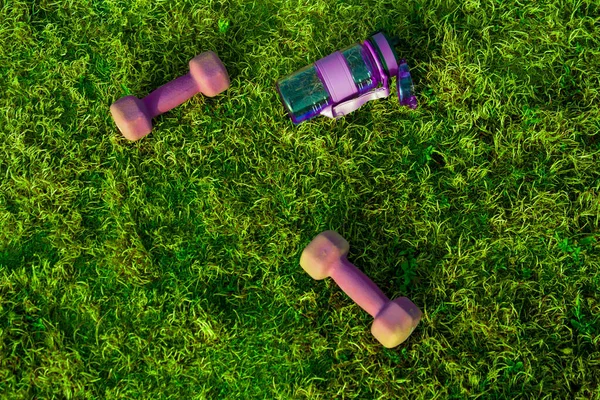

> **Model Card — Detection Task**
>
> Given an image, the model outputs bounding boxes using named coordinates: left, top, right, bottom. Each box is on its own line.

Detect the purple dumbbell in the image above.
left=110, top=51, right=230, bottom=141
left=300, top=231, right=422, bottom=348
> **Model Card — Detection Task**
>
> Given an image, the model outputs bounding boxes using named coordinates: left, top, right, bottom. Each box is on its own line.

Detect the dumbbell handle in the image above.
left=329, top=258, right=390, bottom=318
left=142, top=73, right=199, bottom=119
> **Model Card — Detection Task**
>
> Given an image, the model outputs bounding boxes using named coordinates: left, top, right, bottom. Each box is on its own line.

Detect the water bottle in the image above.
left=276, top=32, right=418, bottom=124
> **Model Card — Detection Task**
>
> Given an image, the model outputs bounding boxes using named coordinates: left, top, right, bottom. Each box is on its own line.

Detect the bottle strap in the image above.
left=320, top=86, right=390, bottom=118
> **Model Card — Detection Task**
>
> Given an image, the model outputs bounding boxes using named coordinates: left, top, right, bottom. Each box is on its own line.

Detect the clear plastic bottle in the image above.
left=276, top=32, right=417, bottom=124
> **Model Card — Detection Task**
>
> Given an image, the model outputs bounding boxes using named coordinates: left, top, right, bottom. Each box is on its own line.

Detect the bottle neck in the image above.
left=362, top=40, right=389, bottom=88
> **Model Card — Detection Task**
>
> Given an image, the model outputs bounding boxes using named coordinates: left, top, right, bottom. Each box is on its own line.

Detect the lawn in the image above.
left=1, top=0, right=599, bottom=398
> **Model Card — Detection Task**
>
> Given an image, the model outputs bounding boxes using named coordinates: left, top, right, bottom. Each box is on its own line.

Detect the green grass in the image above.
left=1, top=0, right=599, bottom=398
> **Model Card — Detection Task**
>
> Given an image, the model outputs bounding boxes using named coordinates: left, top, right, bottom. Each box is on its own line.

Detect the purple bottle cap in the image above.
left=397, top=59, right=418, bottom=109
left=367, top=32, right=417, bottom=109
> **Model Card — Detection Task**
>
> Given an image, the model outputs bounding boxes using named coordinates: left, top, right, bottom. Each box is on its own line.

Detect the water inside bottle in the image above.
left=276, top=64, right=332, bottom=124
left=340, top=44, right=378, bottom=94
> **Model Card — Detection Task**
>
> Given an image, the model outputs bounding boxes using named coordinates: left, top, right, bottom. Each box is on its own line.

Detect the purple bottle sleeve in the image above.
left=315, top=51, right=359, bottom=103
